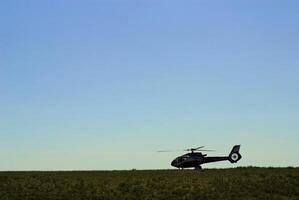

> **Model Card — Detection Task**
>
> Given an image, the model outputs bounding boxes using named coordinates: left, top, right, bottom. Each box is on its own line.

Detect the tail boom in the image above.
left=203, top=156, right=229, bottom=164
left=203, top=145, right=242, bottom=165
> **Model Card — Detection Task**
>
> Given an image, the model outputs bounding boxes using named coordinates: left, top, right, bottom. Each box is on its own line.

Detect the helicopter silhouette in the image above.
left=158, top=145, right=242, bottom=170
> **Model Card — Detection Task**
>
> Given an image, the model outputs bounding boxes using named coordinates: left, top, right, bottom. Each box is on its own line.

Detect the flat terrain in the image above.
left=0, top=167, right=299, bottom=200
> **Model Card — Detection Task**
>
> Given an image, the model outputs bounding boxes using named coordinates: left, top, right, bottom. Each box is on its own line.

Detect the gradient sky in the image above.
left=1, top=0, right=299, bottom=170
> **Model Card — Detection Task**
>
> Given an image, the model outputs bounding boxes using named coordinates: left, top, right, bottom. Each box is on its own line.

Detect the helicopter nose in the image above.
left=171, top=159, right=177, bottom=167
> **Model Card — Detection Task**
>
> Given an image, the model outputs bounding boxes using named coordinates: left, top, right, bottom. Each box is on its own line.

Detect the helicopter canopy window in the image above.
left=178, top=156, right=188, bottom=163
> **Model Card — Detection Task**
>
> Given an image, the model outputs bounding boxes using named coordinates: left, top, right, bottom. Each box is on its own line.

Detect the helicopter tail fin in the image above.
left=228, top=145, right=242, bottom=163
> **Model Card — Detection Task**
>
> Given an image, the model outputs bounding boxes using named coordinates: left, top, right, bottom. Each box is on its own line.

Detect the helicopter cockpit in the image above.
left=178, top=156, right=189, bottom=163
left=171, top=155, right=189, bottom=166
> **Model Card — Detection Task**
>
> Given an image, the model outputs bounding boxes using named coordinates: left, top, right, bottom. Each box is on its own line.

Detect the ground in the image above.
left=0, top=167, right=299, bottom=200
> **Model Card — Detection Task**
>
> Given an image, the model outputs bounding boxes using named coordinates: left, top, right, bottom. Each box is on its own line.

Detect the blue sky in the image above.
left=1, top=0, right=299, bottom=170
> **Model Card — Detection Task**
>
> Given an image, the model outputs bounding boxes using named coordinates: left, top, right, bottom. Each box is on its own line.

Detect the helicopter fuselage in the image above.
left=171, top=145, right=241, bottom=169
left=171, top=152, right=205, bottom=168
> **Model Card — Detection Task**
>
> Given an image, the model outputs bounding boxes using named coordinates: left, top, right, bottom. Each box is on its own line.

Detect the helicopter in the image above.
left=158, top=145, right=242, bottom=170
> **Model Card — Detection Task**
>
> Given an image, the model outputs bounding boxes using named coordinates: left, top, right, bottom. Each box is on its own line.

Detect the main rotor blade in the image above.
left=157, top=150, right=180, bottom=153
left=194, top=146, right=205, bottom=150
left=158, top=146, right=213, bottom=153
left=184, top=146, right=205, bottom=151
left=198, top=149, right=216, bottom=152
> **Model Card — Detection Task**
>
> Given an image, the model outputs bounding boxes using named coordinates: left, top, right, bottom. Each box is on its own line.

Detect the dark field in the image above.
left=1, top=167, right=299, bottom=200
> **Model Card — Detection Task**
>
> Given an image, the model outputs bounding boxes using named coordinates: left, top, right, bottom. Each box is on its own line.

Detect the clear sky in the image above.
left=1, top=0, right=299, bottom=170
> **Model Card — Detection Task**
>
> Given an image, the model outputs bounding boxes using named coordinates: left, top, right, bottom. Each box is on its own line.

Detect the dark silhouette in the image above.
left=167, top=145, right=242, bottom=170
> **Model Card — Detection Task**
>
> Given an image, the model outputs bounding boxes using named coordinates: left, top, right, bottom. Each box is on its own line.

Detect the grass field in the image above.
left=0, top=167, right=299, bottom=200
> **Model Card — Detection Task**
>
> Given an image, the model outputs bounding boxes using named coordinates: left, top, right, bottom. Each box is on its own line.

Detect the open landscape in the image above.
left=1, top=167, right=299, bottom=200
left=2, top=1, right=299, bottom=200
